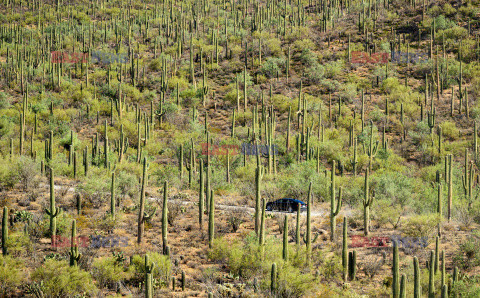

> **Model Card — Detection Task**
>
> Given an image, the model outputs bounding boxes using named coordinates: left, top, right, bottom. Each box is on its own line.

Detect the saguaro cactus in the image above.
left=145, top=254, right=155, bottom=298
left=199, top=160, right=204, bottom=230
left=255, top=166, right=263, bottom=236
left=259, top=199, right=266, bottom=257
left=306, top=181, right=313, bottom=263
left=429, top=250, right=435, bottom=298
left=348, top=250, right=357, bottom=280
left=162, top=181, right=168, bottom=255
left=342, top=216, right=348, bottom=282
left=45, top=169, right=61, bottom=247
left=181, top=270, right=186, bottom=291
left=393, top=241, right=399, bottom=298
left=69, top=220, right=81, bottom=266
left=208, top=190, right=214, bottom=248
left=2, top=207, right=7, bottom=256
left=363, top=121, right=379, bottom=171
left=363, top=168, right=374, bottom=236
left=111, top=172, right=115, bottom=220
left=271, top=263, right=277, bottom=294
left=414, top=256, right=421, bottom=298
left=400, top=274, right=406, bottom=298
left=330, top=161, right=342, bottom=241
left=137, top=158, right=157, bottom=243
left=283, top=215, right=288, bottom=261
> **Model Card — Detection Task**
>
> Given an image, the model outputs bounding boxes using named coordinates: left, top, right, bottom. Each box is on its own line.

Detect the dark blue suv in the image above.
left=266, top=198, right=307, bottom=213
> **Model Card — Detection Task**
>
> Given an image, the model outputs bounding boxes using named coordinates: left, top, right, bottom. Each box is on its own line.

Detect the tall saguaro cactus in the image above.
left=162, top=181, right=168, bottom=255
left=255, top=166, right=263, bottom=236
left=137, top=158, right=157, bottom=243
left=199, top=160, right=204, bottom=231
left=414, top=256, right=421, bottom=298
left=283, top=215, right=288, bottom=261
left=2, top=207, right=7, bottom=256
left=330, top=161, right=342, bottom=241
left=45, top=169, right=61, bottom=247
left=208, top=190, right=214, bottom=248
left=393, top=241, right=399, bottom=298
left=363, top=120, right=379, bottom=171
left=363, top=168, right=374, bottom=236
left=111, top=172, right=115, bottom=220
left=342, top=216, right=348, bottom=282
left=306, top=181, right=313, bottom=263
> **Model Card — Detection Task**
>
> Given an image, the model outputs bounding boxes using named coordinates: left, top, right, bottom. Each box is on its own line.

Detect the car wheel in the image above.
left=288, top=206, right=293, bottom=213
left=266, top=205, right=272, bottom=211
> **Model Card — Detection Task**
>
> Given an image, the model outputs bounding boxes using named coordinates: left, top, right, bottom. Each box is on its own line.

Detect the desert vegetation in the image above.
left=0, top=0, right=480, bottom=297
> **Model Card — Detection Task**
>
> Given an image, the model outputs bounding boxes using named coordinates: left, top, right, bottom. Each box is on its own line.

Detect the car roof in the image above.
left=280, top=198, right=306, bottom=204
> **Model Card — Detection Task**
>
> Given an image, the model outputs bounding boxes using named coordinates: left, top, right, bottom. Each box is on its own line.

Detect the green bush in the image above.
left=31, top=259, right=97, bottom=297
left=401, top=213, right=441, bottom=238
left=0, top=255, right=27, bottom=296
left=92, top=256, right=134, bottom=289
left=260, top=57, right=285, bottom=78
left=131, top=252, right=172, bottom=287
left=452, top=234, right=480, bottom=270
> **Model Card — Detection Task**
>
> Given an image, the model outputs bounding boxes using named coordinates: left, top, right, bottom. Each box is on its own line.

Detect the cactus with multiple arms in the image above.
left=363, top=120, right=379, bottom=171
left=363, top=168, right=374, bottom=236
left=145, top=254, right=155, bottom=298
left=137, top=158, right=157, bottom=243
left=69, top=220, right=81, bottom=266
left=45, top=169, right=61, bottom=247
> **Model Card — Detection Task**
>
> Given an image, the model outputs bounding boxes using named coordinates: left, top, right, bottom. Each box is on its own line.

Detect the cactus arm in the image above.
left=143, top=207, right=157, bottom=221
left=334, top=186, right=342, bottom=216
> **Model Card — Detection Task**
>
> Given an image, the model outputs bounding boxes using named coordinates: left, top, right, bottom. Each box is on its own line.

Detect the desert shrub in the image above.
left=167, top=202, right=182, bottom=226
left=116, top=170, right=138, bottom=200
left=275, top=263, right=316, bottom=297
left=31, top=258, right=97, bottom=297
left=0, top=255, right=27, bottom=296
left=226, top=210, right=246, bottom=232
left=324, top=60, right=344, bottom=79
left=452, top=234, right=480, bottom=270
left=0, top=116, right=14, bottom=140
left=15, top=156, right=40, bottom=191
left=6, top=232, right=33, bottom=257
left=0, top=92, right=11, bottom=109
left=432, top=15, right=456, bottom=31
left=451, top=275, right=480, bottom=297
left=300, top=48, right=318, bottom=67
left=279, top=161, right=330, bottom=203
left=305, top=63, right=325, bottom=83
left=339, top=83, right=358, bottom=104
left=91, top=256, right=134, bottom=289
left=260, top=57, right=285, bottom=78
left=372, top=199, right=403, bottom=229
left=439, top=121, right=459, bottom=140
left=0, top=156, right=19, bottom=190
left=362, top=253, right=386, bottom=278
left=372, top=171, right=415, bottom=207
left=76, top=168, right=109, bottom=208
left=401, top=213, right=440, bottom=238
left=131, top=252, right=172, bottom=287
